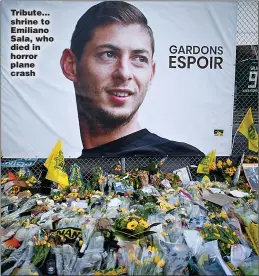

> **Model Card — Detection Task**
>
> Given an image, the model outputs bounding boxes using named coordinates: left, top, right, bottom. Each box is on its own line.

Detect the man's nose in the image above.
left=112, top=58, right=133, bottom=82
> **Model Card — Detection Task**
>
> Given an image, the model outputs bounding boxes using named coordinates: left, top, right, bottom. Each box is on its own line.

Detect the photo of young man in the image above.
left=60, top=0, right=204, bottom=157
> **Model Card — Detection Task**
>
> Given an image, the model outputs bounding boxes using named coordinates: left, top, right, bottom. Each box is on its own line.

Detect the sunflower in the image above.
left=139, top=219, right=149, bottom=229
left=119, top=208, right=128, bottom=214
left=127, top=220, right=138, bottom=230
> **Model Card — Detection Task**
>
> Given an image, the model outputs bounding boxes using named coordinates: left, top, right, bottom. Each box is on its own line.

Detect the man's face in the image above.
left=75, top=23, right=155, bottom=127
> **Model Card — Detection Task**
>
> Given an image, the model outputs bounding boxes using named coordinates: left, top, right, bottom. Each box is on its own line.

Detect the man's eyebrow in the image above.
left=96, top=43, right=120, bottom=52
left=132, top=49, right=151, bottom=56
left=95, top=44, right=151, bottom=55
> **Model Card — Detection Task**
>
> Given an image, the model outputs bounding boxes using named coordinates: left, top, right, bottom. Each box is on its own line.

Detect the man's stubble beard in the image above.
left=76, top=92, right=145, bottom=134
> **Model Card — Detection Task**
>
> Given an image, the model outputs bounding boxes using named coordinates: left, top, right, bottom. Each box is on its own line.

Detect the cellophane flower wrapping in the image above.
left=70, top=232, right=105, bottom=275
left=195, top=240, right=233, bottom=275
left=160, top=240, right=192, bottom=275
left=2, top=239, right=34, bottom=276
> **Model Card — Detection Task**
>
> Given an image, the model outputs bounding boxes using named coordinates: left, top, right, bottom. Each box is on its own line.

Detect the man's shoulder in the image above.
left=139, top=131, right=205, bottom=157
left=80, top=129, right=204, bottom=157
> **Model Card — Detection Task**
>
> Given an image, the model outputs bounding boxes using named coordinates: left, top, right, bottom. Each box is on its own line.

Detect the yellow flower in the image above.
left=220, top=211, right=227, bottom=219
left=156, top=173, right=161, bottom=178
left=157, top=259, right=165, bottom=268
left=94, top=190, right=104, bottom=195
left=214, top=233, right=220, bottom=238
left=230, top=239, right=234, bottom=244
left=227, top=244, right=231, bottom=249
left=233, top=232, right=236, bottom=236
left=161, top=232, right=167, bottom=237
left=217, top=160, right=223, bottom=169
left=248, top=199, right=255, bottom=203
left=153, top=256, right=161, bottom=264
left=115, top=165, right=121, bottom=171
left=139, top=219, right=149, bottom=229
left=77, top=208, right=85, bottom=214
left=79, top=240, right=83, bottom=247
left=174, top=201, right=179, bottom=207
left=120, top=208, right=128, bottom=214
left=204, top=221, right=211, bottom=228
left=209, top=214, right=216, bottom=219
left=135, top=260, right=142, bottom=266
left=226, top=159, right=232, bottom=166
left=226, top=168, right=234, bottom=176
left=127, top=220, right=138, bottom=230
left=72, top=207, right=78, bottom=212
left=44, top=236, right=48, bottom=241
left=98, top=176, right=106, bottom=184
left=1, top=177, right=8, bottom=184
left=159, top=200, right=175, bottom=211
left=47, top=243, right=51, bottom=247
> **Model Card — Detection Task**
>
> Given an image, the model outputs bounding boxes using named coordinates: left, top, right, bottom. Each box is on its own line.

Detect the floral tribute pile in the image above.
left=1, top=158, right=258, bottom=276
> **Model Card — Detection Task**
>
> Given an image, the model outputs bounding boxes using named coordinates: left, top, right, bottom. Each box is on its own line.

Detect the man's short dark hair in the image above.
left=70, top=1, right=155, bottom=60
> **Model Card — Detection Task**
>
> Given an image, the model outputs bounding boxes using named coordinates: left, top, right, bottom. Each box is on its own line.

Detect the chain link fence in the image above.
left=1, top=1, right=258, bottom=187
left=232, top=0, right=258, bottom=156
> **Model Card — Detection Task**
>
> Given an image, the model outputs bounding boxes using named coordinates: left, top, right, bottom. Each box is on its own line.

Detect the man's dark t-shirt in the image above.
left=80, top=129, right=204, bottom=158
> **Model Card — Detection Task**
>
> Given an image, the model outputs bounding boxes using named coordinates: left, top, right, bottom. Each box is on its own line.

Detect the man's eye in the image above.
left=104, top=51, right=115, bottom=58
left=135, top=56, right=148, bottom=63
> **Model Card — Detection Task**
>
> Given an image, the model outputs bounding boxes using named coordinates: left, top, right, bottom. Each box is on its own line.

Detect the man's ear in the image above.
left=60, top=48, right=78, bottom=82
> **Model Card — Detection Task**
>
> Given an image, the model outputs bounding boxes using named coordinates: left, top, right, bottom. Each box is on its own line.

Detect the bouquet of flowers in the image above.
left=209, top=158, right=237, bottom=184
left=244, top=156, right=258, bottom=164
left=113, top=215, right=159, bottom=240
left=201, top=222, right=240, bottom=257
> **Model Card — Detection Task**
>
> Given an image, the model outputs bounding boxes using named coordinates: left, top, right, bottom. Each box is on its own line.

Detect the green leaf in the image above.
left=149, top=222, right=161, bottom=228
left=166, top=208, right=176, bottom=214
left=140, top=230, right=157, bottom=237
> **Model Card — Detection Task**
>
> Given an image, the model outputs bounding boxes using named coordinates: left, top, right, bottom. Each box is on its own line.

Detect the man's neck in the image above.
left=80, top=116, right=142, bottom=149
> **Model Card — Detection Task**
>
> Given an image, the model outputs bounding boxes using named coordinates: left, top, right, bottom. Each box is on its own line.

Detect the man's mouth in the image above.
left=107, top=89, right=134, bottom=98
left=109, top=92, right=129, bottom=97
